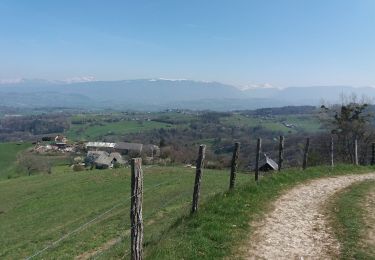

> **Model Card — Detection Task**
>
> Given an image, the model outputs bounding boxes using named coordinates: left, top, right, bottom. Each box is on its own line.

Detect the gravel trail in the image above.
left=243, top=173, right=375, bottom=259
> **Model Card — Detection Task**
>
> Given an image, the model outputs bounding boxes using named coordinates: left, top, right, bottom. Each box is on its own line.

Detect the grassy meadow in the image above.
left=0, top=142, right=32, bottom=179
left=65, top=111, right=322, bottom=141
left=220, top=114, right=321, bottom=134
left=66, top=120, right=173, bottom=140
left=0, top=165, right=249, bottom=259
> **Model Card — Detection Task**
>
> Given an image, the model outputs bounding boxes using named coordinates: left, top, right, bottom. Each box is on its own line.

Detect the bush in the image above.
left=113, top=162, right=122, bottom=169
left=72, top=164, right=85, bottom=172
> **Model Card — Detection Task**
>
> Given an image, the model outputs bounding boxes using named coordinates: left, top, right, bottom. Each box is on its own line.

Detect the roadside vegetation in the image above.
left=328, top=179, right=375, bottom=259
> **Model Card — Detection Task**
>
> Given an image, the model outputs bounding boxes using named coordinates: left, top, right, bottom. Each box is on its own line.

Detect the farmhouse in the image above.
left=86, top=150, right=125, bottom=169
left=54, top=135, right=68, bottom=148
left=85, top=141, right=159, bottom=157
left=259, top=154, right=278, bottom=172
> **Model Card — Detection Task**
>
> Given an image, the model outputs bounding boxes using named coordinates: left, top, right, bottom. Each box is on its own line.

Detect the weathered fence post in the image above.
left=229, top=142, right=240, bottom=190
left=130, top=158, right=143, bottom=260
left=330, top=136, right=334, bottom=168
left=255, top=138, right=261, bottom=183
left=278, top=136, right=284, bottom=171
left=371, top=143, right=375, bottom=166
left=192, top=144, right=206, bottom=213
left=354, top=139, right=359, bottom=166
left=302, top=138, right=310, bottom=170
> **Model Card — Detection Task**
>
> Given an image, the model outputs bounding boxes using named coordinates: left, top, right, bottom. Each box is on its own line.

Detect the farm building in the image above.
left=86, top=142, right=116, bottom=152
left=114, top=142, right=143, bottom=155
left=54, top=135, right=68, bottom=148
left=86, top=151, right=125, bottom=169
left=259, top=154, right=278, bottom=172
left=85, top=141, right=159, bottom=157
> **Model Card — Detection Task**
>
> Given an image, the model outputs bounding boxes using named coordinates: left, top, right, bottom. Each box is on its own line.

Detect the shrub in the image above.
left=113, top=162, right=122, bottom=169
left=72, top=164, right=85, bottom=172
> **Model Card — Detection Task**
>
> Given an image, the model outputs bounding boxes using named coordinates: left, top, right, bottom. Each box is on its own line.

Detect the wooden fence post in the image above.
left=278, top=136, right=284, bottom=171
left=330, top=136, right=334, bottom=168
left=354, top=139, right=359, bottom=166
left=371, top=143, right=375, bottom=166
left=191, top=145, right=206, bottom=213
left=255, top=138, right=261, bottom=183
left=130, top=158, right=143, bottom=260
left=229, top=142, right=240, bottom=189
left=302, top=138, right=310, bottom=170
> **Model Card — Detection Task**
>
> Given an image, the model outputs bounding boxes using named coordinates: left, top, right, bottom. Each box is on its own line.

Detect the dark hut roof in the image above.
left=264, top=156, right=278, bottom=170
left=257, top=154, right=278, bottom=171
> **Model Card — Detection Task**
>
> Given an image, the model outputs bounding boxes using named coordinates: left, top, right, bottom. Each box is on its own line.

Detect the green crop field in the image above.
left=0, top=142, right=32, bottom=179
left=0, top=165, right=250, bottom=259
left=66, top=120, right=173, bottom=140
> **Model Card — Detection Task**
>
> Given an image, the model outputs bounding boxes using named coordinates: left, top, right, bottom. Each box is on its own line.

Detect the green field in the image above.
left=0, top=142, right=32, bottom=179
left=221, top=114, right=321, bottom=134
left=66, top=120, right=173, bottom=140
left=0, top=165, right=249, bottom=259
left=66, top=112, right=321, bottom=141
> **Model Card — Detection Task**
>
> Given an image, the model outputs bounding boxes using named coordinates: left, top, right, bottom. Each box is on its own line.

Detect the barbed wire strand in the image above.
left=25, top=174, right=192, bottom=260
left=94, top=181, right=224, bottom=260
left=95, top=191, right=195, bottom=260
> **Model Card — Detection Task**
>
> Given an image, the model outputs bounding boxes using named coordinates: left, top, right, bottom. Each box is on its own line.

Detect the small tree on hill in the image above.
left=320, top=94, right=374, bottom=164
left=17, top=153, right=51, bottom=176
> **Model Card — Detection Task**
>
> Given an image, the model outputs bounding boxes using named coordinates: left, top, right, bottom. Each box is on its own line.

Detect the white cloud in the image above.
left=63, top=76, right=97, bottom=84
left=158, top=78, right=187, bottom=81
left=239, top=83, right=278, bottom=90
left=0, top=78, right=24, bottom=84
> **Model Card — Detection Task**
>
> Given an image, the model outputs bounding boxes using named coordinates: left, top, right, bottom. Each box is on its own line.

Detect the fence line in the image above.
left=95, top=181, right=209, bottom=259
left=27, top=136, right=374, bottom=259
left=25, top=174, right=192, bottom=259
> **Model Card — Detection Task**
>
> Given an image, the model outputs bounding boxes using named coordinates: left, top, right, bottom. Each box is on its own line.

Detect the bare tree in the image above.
left=320, top=94, right=374, bottom=164
left=17, top=153, right=51, bottom=176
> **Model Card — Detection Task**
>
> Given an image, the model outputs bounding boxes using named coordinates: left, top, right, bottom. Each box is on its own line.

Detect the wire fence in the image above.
left=23, top=135, right=375, bottom=259
left=25, top=175, right=193, bottom=259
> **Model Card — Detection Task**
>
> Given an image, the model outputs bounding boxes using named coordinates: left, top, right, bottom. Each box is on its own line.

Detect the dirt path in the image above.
left=243, top=173, right=375, bottom=260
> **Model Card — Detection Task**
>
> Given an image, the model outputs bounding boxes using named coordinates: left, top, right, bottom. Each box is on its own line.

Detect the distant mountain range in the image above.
left=0, top=79, right=374, bottom=111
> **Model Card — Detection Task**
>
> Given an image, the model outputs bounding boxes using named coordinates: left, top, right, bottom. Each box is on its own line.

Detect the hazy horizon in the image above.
left=2, top=77, right=375, bottom=90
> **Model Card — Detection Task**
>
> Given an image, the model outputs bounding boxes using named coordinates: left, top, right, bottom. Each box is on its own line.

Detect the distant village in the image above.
left=32, top=135, right=160, bottom=170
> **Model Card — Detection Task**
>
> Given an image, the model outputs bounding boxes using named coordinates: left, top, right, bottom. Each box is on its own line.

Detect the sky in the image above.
left=0, top=0, right=375, bottom=88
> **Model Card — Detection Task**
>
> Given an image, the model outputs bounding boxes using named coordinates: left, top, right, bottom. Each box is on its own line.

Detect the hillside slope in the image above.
left=0, top=166, right=249, bottom=259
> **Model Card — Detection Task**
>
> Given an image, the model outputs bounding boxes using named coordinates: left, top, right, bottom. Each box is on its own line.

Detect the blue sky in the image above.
left=0, top=0, right=374, bottom=87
